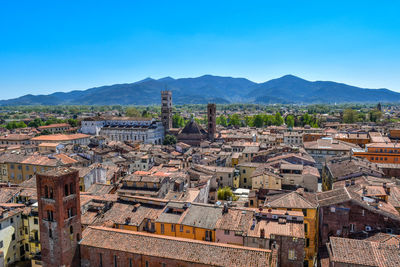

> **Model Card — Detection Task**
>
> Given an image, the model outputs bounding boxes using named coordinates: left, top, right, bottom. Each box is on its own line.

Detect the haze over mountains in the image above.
left=1, top=74, right=400, bottom=105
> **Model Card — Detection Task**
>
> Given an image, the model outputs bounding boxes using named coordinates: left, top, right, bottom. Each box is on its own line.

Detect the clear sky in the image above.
left=1, top=0, right=400, bottom=99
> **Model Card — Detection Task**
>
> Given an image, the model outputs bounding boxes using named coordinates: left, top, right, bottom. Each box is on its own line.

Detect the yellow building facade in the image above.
left=154, top=222, right=215, bottom=242
left=236, top=163, right=261, bottom=189
left=266, top=191, right=319, bottom=266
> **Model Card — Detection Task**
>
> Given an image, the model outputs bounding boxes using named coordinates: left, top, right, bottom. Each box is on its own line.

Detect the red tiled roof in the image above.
left=38, top=123, right=70, bottom=129
left=31, top=133, right=89, bottom=141
left=81, top=226, right=272, bottom=267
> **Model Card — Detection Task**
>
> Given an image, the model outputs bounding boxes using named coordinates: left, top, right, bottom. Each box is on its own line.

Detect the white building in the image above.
left=283, top=131, right=303, bottom=146
left=0, top=207, right=24, bottom=266
left=80, top=116, right=165, bottom=145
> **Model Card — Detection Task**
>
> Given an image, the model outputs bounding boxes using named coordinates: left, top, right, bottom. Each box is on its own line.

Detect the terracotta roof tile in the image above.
left=81, top=226, right=272, bottom=267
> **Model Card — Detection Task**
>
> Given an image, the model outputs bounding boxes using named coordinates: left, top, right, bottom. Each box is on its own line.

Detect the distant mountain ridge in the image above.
left=1, top=74, right=399, bottom=105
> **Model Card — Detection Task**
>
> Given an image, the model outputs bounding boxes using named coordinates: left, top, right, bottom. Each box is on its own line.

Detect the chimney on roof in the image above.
left=222, top=204, right=228, bottom=214
left=383, top=182, right=391, bottom=195
left=362, top=186, right=367, bottom=195
left=260, top=228, right=265, bottom=238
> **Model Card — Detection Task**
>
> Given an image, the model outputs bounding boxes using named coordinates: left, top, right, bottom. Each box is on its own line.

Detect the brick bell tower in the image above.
left=207, top=103, right=216, bottom=142
left=36, top=167, right=82, bottom=267
left=161, top=90, right=172, bottom=133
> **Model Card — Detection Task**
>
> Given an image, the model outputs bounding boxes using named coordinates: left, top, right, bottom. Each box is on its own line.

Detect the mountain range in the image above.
left=1, top=74, right=399, bottom=105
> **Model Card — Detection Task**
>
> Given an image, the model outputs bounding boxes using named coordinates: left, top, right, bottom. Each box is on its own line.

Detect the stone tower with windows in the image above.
left=161, top=90, right=172, bottom=132
left=36, top=167, right=82, bottom=267
left=207, top=103, right=216, bottom=141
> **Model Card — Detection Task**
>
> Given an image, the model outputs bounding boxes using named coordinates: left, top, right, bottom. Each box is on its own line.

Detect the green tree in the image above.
left=163, top=134, right=177, bottom=145
left=141, top=110, right=150, bottom=118
left=216, top=115, right=228, bottom=127
left=274, top=112, right=284, bottom=126
left=369, top=109, right=382, bottom=122
left=67, top=119, right=78, bottom=127
left=244, top=116, right=254, bottom=127
left=217, top=186, right=238, bottom=201
left=228, top=114, right=240, bottom=127
left=126, top=107, right=141, bottom=117
left=28, top=118, right=44, bottom=128
left=343, top=109, right=358, bottom=123
left=263, top=114, right=275, bottom=126
left=285, top=115, right=295, bottom=128
left=6, top=121, right=27, bottom=130
left=172, top=114, right=185, bottom=128
left=253, top=114, right=264, bottom=128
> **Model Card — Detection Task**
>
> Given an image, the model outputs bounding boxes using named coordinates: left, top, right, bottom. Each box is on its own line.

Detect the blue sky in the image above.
left=1, top=0, right=400, bottom=99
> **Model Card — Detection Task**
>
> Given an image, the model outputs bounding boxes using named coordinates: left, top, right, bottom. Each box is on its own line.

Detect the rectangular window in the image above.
left=180, top=225, right=183, bottom=232
left=224, top=230, right=230, bottom=235
left=99, top=253, right=103, bottom=267
left=304, top=223, right=308, bottom=233
left=0, top=240, right=3, bottom=248
left=129, top=258, right=133, bottom=267
left=34, top=218, right=38, bottom=224
left=68, top=208, right=72, bottom=218
left=302, top=209, right=307, bottom=217
left=114, top=255, right=117, bottom=267
left=171, top=224, right=175, bottom=232
left=65, top=184, right=69, bottom=196
left=161, top=224, right=164, bottom=234
left=288, top=249, right=296, bottom=260
left=47, top=210, right=54, bottom=221
left=12, top=233, right=15, bottom=240
left=306, top=238, right=310, bottom=247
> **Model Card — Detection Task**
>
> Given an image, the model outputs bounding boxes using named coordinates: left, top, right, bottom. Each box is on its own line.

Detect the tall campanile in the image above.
left=161, top=90, right=172, bottom=132
left=207, top=103, right=216, bottom=142
left=36, top=167, right=82, bottom=267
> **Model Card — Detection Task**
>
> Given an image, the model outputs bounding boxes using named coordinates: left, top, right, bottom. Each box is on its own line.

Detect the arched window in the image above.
left=47, top=210, right=54, bottom=221
left=70, top=183, right=74, bottom=195
left=49, top=187, right=54, bottom=199
left=44, top=185, right=49, bottom=198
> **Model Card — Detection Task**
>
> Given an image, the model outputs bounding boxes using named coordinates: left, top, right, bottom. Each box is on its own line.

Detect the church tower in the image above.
left=36, top=167, right=82, bottom=267
left=161, top=90, right=172, bottom=132
left=207, top=103, right=216, bottom=141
